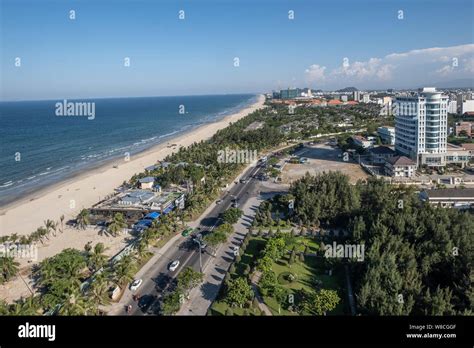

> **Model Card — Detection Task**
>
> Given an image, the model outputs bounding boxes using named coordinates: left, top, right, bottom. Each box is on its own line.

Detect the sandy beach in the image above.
left=0, top=95, right=265, bottom=302
left=0, top=94, right=265, bottom=238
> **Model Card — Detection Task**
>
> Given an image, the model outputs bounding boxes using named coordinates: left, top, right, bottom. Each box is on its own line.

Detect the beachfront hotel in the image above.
left=394, top=87, right=449, bottom=167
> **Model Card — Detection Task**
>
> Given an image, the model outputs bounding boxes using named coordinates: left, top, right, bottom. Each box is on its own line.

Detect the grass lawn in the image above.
left=209, top=235, right=346, bottom=316
left=209, top=300, right=262, bottom=316
left=263, top=255, right=345, bottom=315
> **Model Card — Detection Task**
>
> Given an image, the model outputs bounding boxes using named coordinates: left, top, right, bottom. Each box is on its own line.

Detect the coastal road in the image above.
left=123, top=162, right=265, bottom=316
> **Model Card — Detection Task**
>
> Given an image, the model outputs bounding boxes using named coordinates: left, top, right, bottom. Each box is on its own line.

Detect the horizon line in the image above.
left=0, top=92, right=262, bottom=103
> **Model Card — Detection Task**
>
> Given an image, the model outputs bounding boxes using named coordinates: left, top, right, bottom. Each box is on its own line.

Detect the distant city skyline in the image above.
left=1, top=0, right=473, bottom=101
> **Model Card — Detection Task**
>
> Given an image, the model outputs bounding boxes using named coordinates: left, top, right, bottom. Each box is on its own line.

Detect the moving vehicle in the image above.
left=239, top=178, right=247, bottom=184
left=130, top=279, right=143, bottom=291
left=182, top=227, right=193, bottom=237
left=138, top=294, right=156, bottom=313
left=169, top=260, right=180, bottom=271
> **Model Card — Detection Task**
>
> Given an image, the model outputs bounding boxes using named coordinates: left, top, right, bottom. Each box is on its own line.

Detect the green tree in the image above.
left=309, top=289, right=340, bottom=315
left=225, top=277, right=253, bottom=307
left=0, top=256, right=19, bottom=284
left=108, top=213, right=127, bottom=236
left=177, top=267, right=203, bottom=294
left=222, top=208, right=243, bottom=224
left=87, top=242, right=108, bottom=272
left=161, top=291, right=182, bottom=315
left=76, top=209, right=90, bottom=229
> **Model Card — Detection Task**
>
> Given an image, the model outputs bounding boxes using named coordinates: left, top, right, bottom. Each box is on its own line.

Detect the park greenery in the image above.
left=288, top=172, right=473, bottom=315
left=160, top=267, right=203, bottom=315
left=211, top=232, right=343, bottom=316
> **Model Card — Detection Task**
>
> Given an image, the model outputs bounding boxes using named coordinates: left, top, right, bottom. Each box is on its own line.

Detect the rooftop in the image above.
left=138, top=176, right=155, bottom=183
left=461, top=143, right=474, bottom=150
left=387, top=156, right=416, bottom=166
left=369, top=146, right=396, bottom=155
left=424, top=188, right=474, bottom=199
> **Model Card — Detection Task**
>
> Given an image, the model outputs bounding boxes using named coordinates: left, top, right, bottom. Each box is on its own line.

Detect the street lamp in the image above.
left=193, top=238, right=203, bottom=273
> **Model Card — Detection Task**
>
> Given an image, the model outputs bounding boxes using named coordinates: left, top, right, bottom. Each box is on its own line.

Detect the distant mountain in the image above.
left=336, top=87, right=358, bottom=92
left=429, top=79, right=474, bottom=89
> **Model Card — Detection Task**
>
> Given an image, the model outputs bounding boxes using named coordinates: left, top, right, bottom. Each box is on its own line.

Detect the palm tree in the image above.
left=107, top=213, right=127, bottom=237
left=76, top=209, right=90, bottom=230
left=19, top=235, right=30, bottom=245
left=112, top=254, right=137, bottom=288
left=136, top=238, right=151, bottom=261
left=88, top=243, right=108, bottom=272
left=0, top=299, right=10, bottom=315
left=0, top=256, right=20, bottom=283
left=44, top=219, right=57, bottom=237
left=36, top=227, right=49, bottom=243
left=87, top=271, right=111, bottom=307
left=10, top=296, right=40, bottom=316
left=58, top=289, right=97, bottom=315
left=9, top=233, right=19, bottom=244
left=59, top=214, right=65, bottom=233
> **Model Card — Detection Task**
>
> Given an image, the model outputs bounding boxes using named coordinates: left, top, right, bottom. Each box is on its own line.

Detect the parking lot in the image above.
left=280, top=143, right=369, bottom=184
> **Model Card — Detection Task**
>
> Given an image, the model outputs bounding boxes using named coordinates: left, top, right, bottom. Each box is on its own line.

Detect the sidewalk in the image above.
left=106, top=162, right=259, bottom=315
left=106, top=232, right=183, bottom=315
left=177, top=194, right=263, bottom=315
left=250, top=271, right=273, bottom=315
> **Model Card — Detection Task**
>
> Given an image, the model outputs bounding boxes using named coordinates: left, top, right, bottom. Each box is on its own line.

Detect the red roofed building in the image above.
left=328, top=99, right=343, bottom=106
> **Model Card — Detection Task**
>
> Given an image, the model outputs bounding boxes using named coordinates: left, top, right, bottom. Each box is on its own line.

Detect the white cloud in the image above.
left=305, top=64, right=326, bottom=83
left=305, top=44, right=474, bottom=89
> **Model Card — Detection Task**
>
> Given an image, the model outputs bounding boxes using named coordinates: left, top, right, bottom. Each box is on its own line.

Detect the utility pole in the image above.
left=193, top=238, right=203, bottom=273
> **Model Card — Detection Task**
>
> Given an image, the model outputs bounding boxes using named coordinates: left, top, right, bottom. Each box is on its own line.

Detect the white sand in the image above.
left=0, top=95, right=265, bottom=237
left=0, top=95, right=265, bottom=303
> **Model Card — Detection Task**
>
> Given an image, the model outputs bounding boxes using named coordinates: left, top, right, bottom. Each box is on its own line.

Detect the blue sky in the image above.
left=1, top=0, right=473, bottom=100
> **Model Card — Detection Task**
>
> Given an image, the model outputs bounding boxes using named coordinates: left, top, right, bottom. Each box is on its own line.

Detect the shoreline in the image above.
left=0, top=94, right=266, bottom=237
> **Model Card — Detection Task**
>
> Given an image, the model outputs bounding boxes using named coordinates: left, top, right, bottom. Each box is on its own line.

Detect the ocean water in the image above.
left=0, top=94, right=257, bottom=206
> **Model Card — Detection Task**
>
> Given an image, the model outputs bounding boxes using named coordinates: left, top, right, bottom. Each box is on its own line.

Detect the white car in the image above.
left=130, top=279, right=142, bottom=291
left=169, top=260, right=180, bottom=271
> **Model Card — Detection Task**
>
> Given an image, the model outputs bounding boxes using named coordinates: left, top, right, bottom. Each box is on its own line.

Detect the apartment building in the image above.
left=394, top=87, right=448, bottom=167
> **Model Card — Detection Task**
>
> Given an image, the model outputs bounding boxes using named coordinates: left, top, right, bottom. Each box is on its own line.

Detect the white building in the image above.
left=385, top=156, right=417, bottom=177
left=448, top=100, right=457, bottom=114
left=341, top=95, right=348, bottom=102
left=377, top=126, right=395, bottom=145
left=353, top=91, right=360, bottom=101
left=461, top=100, right=474, bottom=114
left=361, top=94, right=370, bottom=103
left=394, top=87, right=448, bottom=167
left=351, top=135, right=373, bottom=148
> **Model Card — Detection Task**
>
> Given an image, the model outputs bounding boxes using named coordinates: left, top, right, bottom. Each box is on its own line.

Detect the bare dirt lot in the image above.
left=281, top=144, right=369, bottom=184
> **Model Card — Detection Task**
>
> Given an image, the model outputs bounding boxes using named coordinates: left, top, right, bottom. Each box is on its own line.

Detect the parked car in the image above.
left=216, top=199, right=222, bottom=205
left=169, top=260, right=180, bottom=271
left=130, top=279, right=143, bottom=291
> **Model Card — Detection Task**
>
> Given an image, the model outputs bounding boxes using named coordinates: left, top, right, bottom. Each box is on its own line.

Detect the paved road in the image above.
left=123, top=163, right=265, bottom=316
